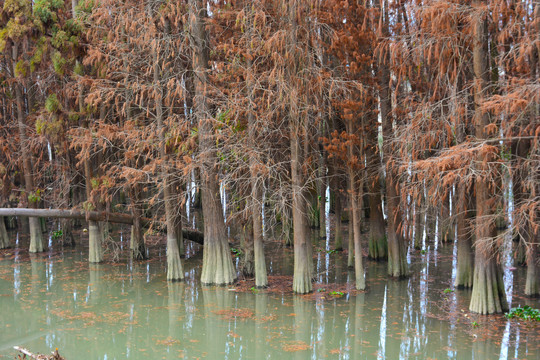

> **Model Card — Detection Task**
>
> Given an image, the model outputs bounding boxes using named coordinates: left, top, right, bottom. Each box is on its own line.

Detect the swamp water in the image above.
left=0, top=227, right=539, bottom=359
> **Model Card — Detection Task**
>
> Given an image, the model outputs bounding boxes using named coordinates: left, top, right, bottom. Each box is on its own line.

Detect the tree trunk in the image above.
left=413, top=200, right=424, bottom=250
left=252, top=190, right=267, bottom=288
left=241, top=219, right=254, bottom=277
left=346, top=114, right=366, bottom=290
left=282, top=206, right=293, bottom=247
left=317, top=151, right=327, bottom=239
left=334, top=191, right=343, bottom=251
left=350, top=177, right=366, bottom=290
left=378, top=0, right=408, bottom=277
left=245, top=23, right=267, bottom=287
left=439, top=194, right=454, bottom=244
left=0, top=217, right=10, bottom=249
left=84, top=143, right=102, bottom=263
left=129, top=186, right=147, bottom=260
left=454, top=188, right=474, bottom=288
left=151, top=18, right=184, bottom=280
left=368, top=183, right=387, bottom=259
left=190, top=0, right=235, bottom=285
left=469, top=3, right=507, bottom=313
left=525, top=242, right=539, bottom=297
left=291, top=122, right=311, bottom=293
left=12, top=46, right=43, bottom=253
left=78, top=63, right=103, bottom=263
left=164, top=179, right=183, bottom=281
left=347, top=212, right=354, bottom=268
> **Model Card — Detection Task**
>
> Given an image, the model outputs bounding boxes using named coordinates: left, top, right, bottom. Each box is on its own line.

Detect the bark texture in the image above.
left=190, top=0, right=235, bottom=285
left=13, top=46, right=43, bottom=253
left=469, top=3, right=507, bottom=313
left=0, top=217, right=9, bottom=249
left=525, top=243, right=539, bottom=297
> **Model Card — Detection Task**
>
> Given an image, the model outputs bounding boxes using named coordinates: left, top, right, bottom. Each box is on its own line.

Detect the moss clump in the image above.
left=45, top=93, right=60, bottom=113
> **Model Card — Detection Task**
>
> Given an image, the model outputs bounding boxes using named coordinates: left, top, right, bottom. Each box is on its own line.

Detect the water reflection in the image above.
left=0, top=230, right=538, bottom=359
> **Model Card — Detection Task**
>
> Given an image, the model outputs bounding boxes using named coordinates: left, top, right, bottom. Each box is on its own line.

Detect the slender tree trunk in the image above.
left=175, top=209, right=185, bottom=258
left=241, top=219, right=254, bottom=276
left=525, top=242, right=539, bottom=297
left=290, top=120, right=311, bottom=293
left=0, top=217, right=9, bottom=249
left=334, top=191, right=343, bottom=251
left=347, top=211, right=354, bottom=268
left=252, top=185, right=267, bottom=287
left=413, top=199, right=424, bottom=250
left=454, top=187, right=474, bottom=288
left=190, top=0, right=235, bottom=285
left=283, top=206, right=293, bottom=247
left=129, top=185, right=147, bottom=260
left=347, top=116, right=365, bottom=290
left=12, top=46, right=44, bottom=253
left=378, top=0, right=407, bottom=277
left=59, top=159, right=75, bottom=246
left=317, top=149, right=327, bottom=239
left=350, top=177, right=366, bottom=290
left=524, top=3, right=539, bottom=297
left=81, top=98, right=103, bottom=263
left=245, top=24, right=267, bottom=287
left=368, top=177, right=387, bottom=259
left=439, top=195, right=453, bottom=244
left=469, top=3, right=507, bottom=313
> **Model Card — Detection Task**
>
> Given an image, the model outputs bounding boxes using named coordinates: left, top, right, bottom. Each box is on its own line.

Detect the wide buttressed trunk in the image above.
left=190, top=0, right=236, bottom=286
left=469, top=238, right=508, bottom=314
left=164, top=180, right=184, bottom=282
left=469, top=3, right=507, bottom=314
left=199, top=180, right=236, bottom=285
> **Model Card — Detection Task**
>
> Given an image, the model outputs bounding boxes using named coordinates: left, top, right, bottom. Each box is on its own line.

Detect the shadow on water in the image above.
left=0, top=224, right=538, bottom=359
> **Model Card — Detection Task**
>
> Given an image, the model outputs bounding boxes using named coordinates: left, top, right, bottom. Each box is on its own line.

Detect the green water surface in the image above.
left=0, top=230, right=538, bottom=359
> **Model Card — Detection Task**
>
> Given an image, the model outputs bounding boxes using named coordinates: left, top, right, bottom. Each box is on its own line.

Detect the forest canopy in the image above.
left=0, top=0, right=538, bottom=314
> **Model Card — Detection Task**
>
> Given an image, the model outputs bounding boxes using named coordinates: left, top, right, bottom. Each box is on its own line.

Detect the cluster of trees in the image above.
left=0, top=0, right=538, bottom=314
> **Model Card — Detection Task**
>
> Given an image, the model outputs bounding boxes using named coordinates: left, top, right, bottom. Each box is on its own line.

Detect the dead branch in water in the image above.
left=14, top=346, right=64, bottom=360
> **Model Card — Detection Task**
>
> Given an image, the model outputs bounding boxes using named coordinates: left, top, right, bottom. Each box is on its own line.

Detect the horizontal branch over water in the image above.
left=0, top=208, right=204, bottom=245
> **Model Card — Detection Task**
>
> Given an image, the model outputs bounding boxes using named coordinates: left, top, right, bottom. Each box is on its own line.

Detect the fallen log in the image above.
left=14, top=346, right=64, bottom=360
left=0, top=208, right=204, bottom=245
